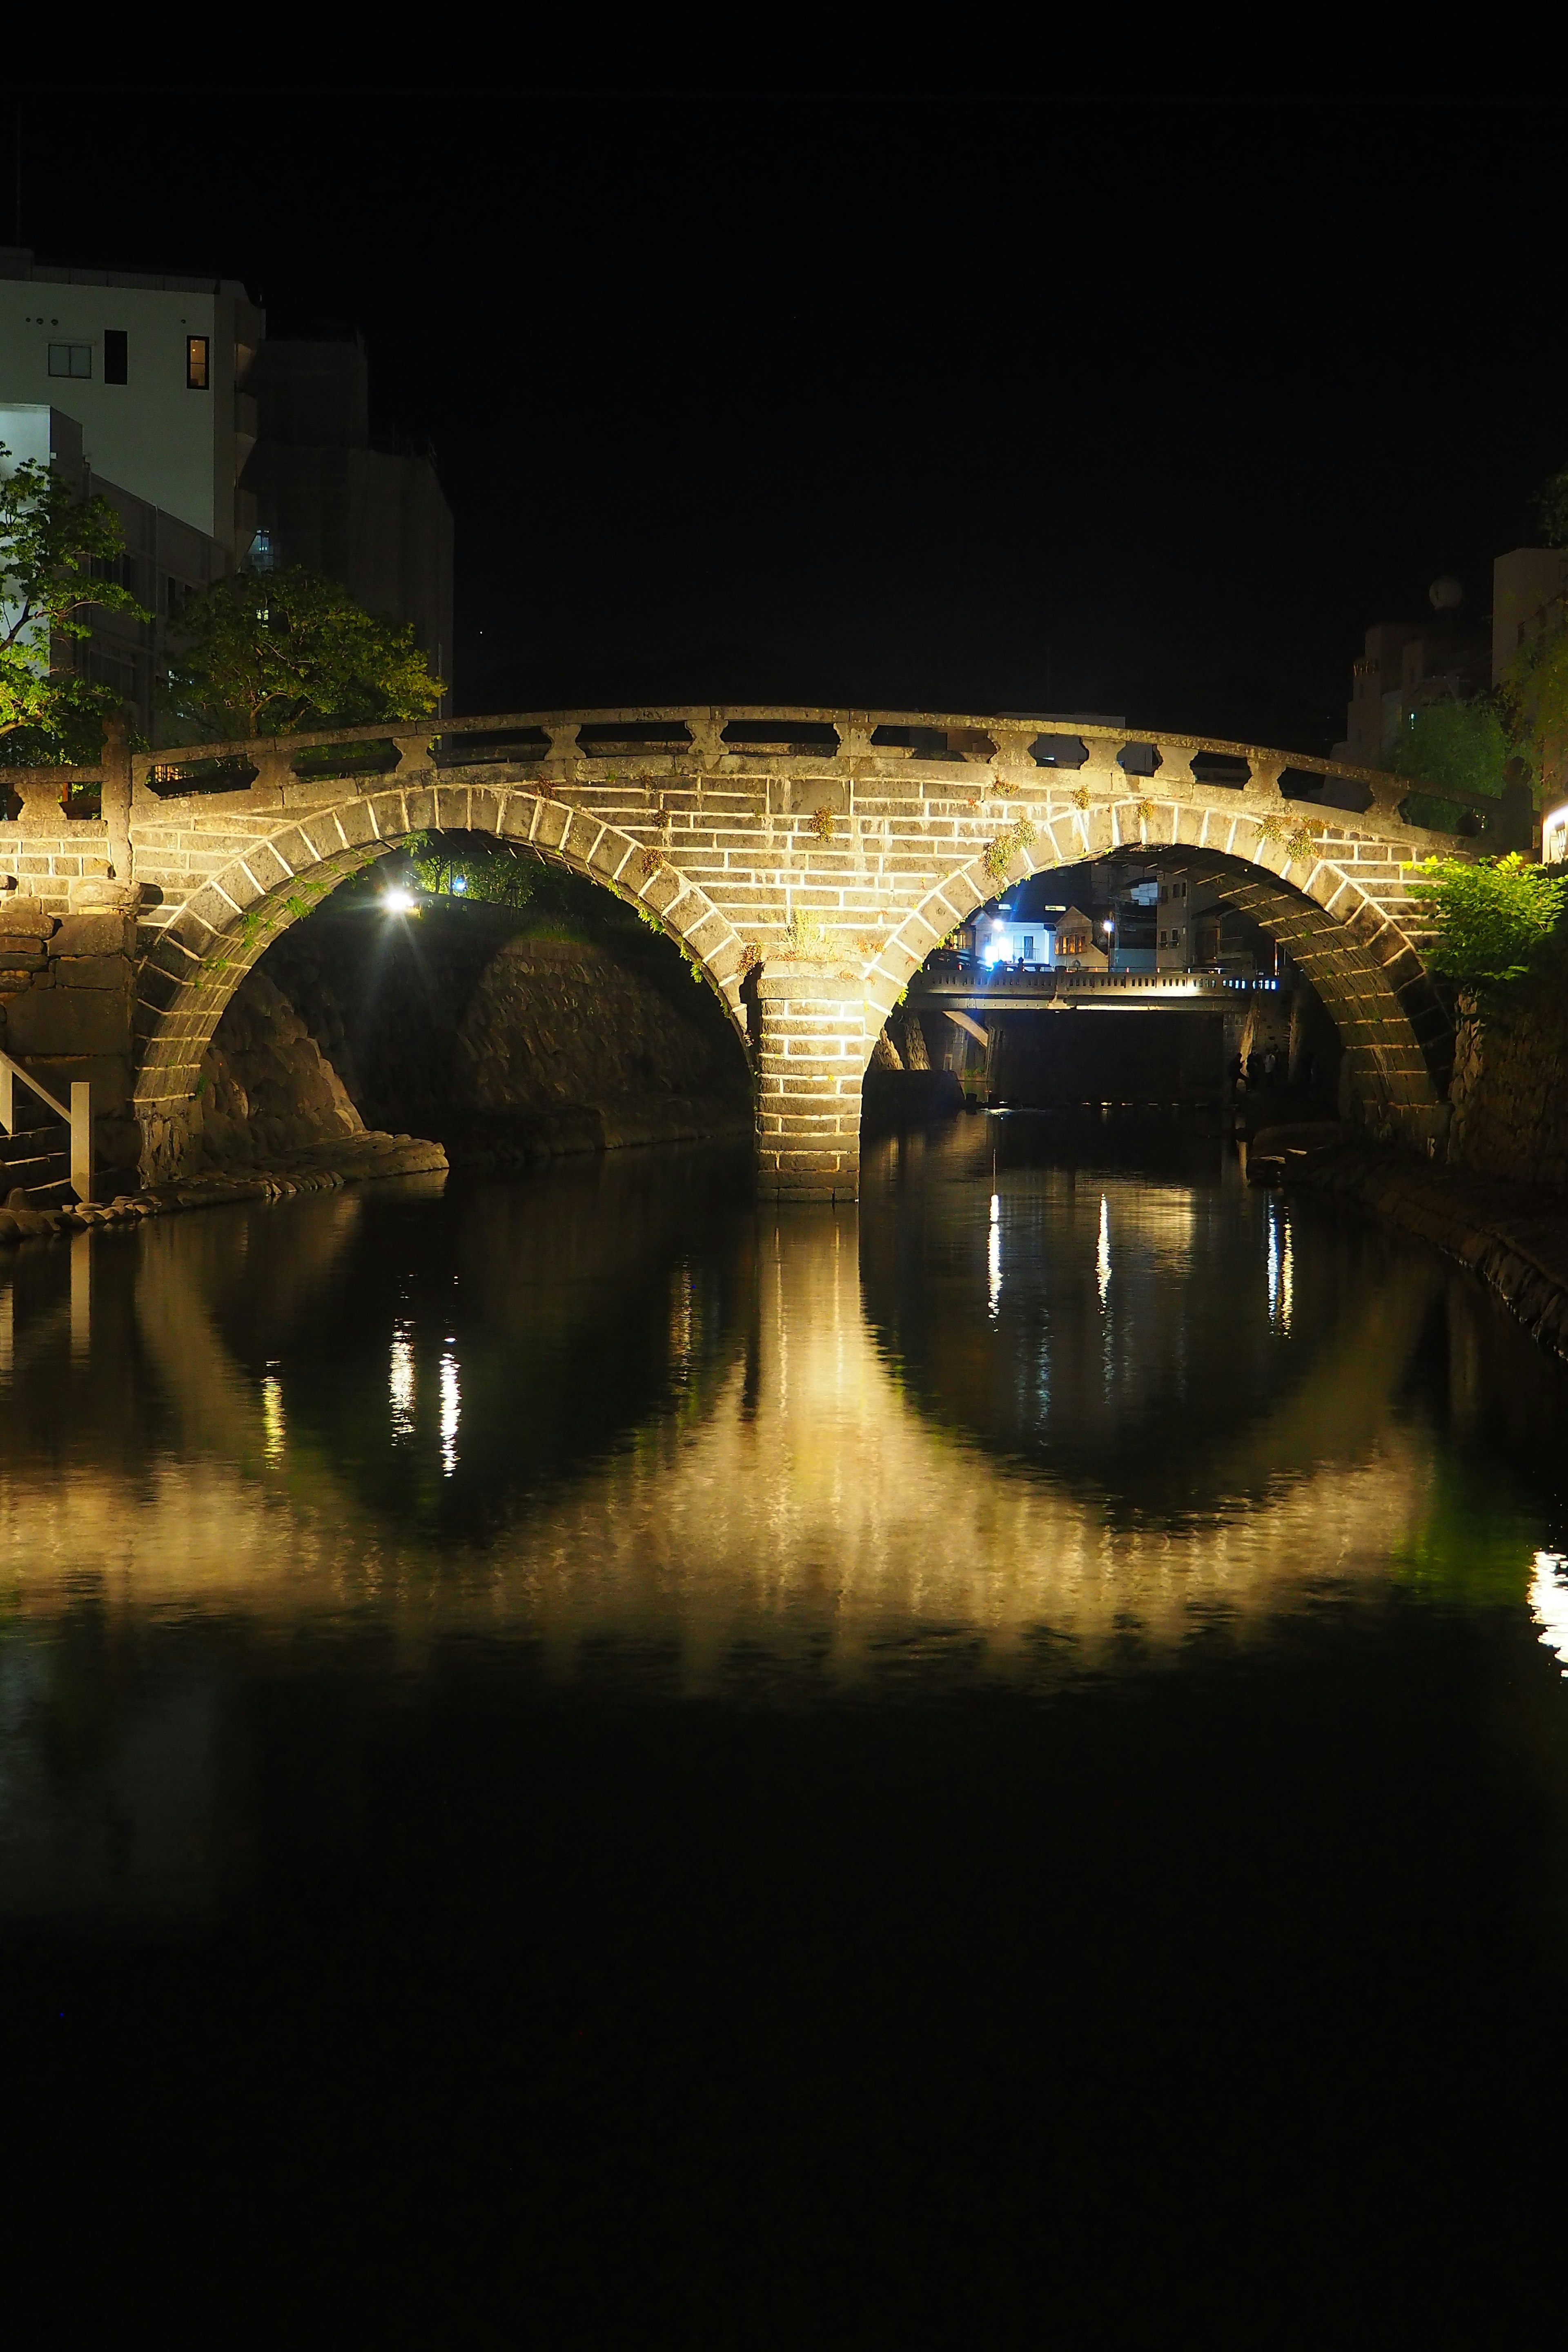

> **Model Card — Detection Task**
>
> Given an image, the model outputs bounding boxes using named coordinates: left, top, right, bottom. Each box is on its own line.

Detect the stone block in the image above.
left=69, top=878, right=142, bottom=913
left=51, top=911, right=135, bottom=957
left=0, top=898, right=56, bottom=935
left=0, top=947, right=47, bottom=971
left=4, top=986, right=134, bottom=1058
left=51, top=954, right=131, bottom=990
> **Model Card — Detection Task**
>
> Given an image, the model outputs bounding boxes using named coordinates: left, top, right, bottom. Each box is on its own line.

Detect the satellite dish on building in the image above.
left=1428, top=575, right=1463, bottom=611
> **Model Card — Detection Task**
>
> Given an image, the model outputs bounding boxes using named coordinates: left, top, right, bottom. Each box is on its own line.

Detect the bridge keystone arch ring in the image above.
left=111, top=708, right=1493, bottom=1196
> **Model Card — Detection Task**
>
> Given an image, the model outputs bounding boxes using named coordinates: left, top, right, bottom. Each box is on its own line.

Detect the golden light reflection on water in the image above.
left=0, top=1175, right=1463, bottom=1686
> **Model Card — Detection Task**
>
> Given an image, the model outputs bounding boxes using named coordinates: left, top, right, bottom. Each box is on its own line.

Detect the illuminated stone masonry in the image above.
left=0, top=709, right=1504, bottom=1197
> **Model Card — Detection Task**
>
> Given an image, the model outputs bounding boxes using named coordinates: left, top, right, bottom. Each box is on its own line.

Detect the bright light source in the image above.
left=382, top=888, right=416, bottom=913
left=1544, top=804, right=1568, bottom=866
left=451, top=874, right=468, bottom=893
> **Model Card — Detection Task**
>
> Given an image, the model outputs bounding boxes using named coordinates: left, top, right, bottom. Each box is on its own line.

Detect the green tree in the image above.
left=0, top=441, right=150, bottom=764
left=163, top=566, right=444, bottom=739
left=1501, top=613, right=1568, bottom=802
left=1497, top=459, right=1568, bottom=802
left=1389, top=697, right=1508, bottom=798
left=1537, top=461, right=1568, bottom=550
left=402, top=831, right=541, bottom=907
left=1407, top=851, right=1568, bottom=991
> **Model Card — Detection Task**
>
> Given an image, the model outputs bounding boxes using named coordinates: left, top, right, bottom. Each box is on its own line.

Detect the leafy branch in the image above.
left=1406, top=852, right=1568, bottom=993
left=163, top=567, right=443, bottom=739
left=0, top=441, right=151, bottom=763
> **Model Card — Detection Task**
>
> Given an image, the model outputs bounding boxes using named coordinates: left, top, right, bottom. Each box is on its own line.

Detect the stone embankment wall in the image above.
left=1447, top=945, right=1568, bottom=1187
left=194, top=901, right=751, bottom=1170
left=1289, top=1142, right=1568, bottom=1368
left=0, top=881, right=143, bottom=1191
left=198, top=970, right=366, bottom=1167
left=454, top=936, right=750, bottom=1154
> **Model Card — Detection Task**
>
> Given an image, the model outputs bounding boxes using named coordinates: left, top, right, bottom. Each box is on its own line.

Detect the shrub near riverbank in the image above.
left=1406, top=853, right=1568, bottom=1187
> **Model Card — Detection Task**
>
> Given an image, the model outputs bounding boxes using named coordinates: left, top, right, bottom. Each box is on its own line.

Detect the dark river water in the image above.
left=5, top=1113, right=1568, bottom=2338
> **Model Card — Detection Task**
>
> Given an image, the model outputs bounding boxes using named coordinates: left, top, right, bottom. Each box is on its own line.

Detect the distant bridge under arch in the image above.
left=5, top=708, right=1520, bottom=1198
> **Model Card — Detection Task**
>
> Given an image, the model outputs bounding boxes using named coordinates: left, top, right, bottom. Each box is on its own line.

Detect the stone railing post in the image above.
left=101, top=712, right=132, bottom=880
left=755, top=960, right=865, bottom=1202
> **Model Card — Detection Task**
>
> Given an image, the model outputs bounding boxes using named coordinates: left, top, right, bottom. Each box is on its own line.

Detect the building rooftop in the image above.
left=0, top=246, right=251, bottom=299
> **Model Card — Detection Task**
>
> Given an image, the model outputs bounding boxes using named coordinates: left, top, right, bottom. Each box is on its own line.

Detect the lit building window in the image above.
left=186, top=335, right=210, bottom=390
left=48, top=343, right=92, bottom=379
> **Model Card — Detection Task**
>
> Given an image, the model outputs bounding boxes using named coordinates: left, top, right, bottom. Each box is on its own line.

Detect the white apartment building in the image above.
left=0, top=246, right=261, bottom=559
left=2, top=247, right=452, bottom=746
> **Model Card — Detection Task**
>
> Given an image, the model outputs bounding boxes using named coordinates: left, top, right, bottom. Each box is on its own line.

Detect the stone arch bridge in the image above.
left=0, top=709, right=1516, bottom=1199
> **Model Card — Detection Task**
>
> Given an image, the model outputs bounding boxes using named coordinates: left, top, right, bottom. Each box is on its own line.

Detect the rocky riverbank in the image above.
left=0, top=1130, right=446, bottom=1247
left=1257, top=1125, right=1568, bottom=1367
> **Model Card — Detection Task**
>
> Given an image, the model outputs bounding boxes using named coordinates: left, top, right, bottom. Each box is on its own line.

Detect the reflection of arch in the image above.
left=132, top=784, right=749, bottom=1176
left=867, top=817, right=1446, bottom=1135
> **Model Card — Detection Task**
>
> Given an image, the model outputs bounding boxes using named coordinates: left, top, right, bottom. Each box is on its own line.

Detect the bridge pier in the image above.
left=755, top=963, right=866, bottom=1201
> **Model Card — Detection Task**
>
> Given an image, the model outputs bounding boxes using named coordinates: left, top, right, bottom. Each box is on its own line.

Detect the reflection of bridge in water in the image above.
left=5, top=1129, right=1558, bottom=1912
left=0, top=1149, right=1506, bottom=1680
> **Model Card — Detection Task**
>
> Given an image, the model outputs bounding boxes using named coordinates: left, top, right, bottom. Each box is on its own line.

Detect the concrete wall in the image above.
left=987, top=1009, right=1226, bottom=1104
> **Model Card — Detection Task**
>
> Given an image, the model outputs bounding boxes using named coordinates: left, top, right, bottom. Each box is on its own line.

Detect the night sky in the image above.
left=7, top=91, right=1562, bottom=753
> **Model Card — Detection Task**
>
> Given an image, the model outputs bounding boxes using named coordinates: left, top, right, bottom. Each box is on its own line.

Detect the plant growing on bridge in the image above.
left=0, top=441, right=151, bottom=764
left=162, top=566, right=443, bottom=739
left=1406, top=852, right=1568, bottom=992
left=782, top=908, right=831, bottom=958
left=981, top=817, right=1037, bottom=887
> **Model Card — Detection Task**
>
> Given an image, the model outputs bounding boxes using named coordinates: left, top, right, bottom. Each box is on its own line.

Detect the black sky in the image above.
left=7, top=91, right=1561, bottom=753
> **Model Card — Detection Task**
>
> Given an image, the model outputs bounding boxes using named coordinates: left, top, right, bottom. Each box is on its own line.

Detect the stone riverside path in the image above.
left=0, top=708, right=1508, bottom=1198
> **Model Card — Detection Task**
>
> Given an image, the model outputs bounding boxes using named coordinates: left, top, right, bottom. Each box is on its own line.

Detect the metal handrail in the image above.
left=0, top=1048, right=93, bottom=1204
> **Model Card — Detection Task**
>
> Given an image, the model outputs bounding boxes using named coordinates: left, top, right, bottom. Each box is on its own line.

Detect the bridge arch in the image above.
left=131, top=781, right=751, bottom=1183
left=91, top=707, right=1492, bottom=1194
left=870, top=805, right=1450, bottom=1139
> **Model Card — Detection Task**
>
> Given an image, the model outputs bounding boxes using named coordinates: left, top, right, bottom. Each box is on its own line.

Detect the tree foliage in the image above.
left=1389, top=697, right=1508, bottom=797
left=1407, top=851, right=1568, bottom=991
left=0, top=442, right=150, bottom=764
left=1500, top=612, right=1568, bottom=801
left=1537, top=462, right=1568, bottom=550
left=401, top=831, right=540, bottom=906
left=1497, top=458, right=1568, bottom=799
left=163, top=566, right=443, bottom=739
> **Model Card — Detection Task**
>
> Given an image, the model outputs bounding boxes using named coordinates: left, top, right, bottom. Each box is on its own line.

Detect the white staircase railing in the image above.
left=0, top=1049, right=94, bottom=1204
